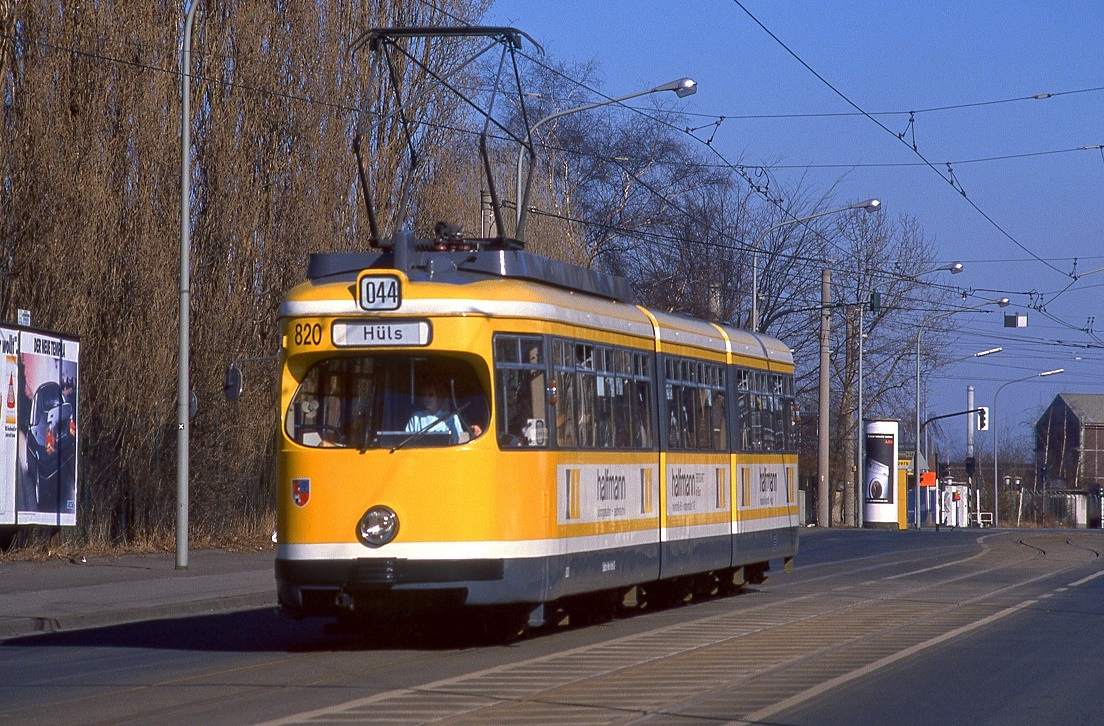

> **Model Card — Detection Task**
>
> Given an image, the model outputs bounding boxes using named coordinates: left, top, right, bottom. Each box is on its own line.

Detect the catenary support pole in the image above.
left=848, top=305, right=861, bottom=528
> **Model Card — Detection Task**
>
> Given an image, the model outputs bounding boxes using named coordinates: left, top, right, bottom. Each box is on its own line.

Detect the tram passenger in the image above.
left=405, top=379, right=482, bottom=444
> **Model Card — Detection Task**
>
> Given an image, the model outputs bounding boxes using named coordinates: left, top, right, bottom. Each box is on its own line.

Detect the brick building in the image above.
left=1035, top=393, right=1104, bottom=491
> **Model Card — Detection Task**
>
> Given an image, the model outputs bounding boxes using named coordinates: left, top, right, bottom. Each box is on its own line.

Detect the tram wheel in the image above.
left=745, top=562, right=770, bottom=585
left=474, top=605, right=530, bottom=644
left=717, top=567, right=747, bottom=597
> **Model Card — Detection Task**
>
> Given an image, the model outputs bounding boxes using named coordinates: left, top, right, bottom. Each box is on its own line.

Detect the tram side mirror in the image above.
left=546, top=378, right=558, bottom=406
left=224, top=364, right=243, bottom=401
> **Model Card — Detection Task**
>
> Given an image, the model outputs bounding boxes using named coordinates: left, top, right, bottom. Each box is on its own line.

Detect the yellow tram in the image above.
left=275, top=232, right=798, bottom=626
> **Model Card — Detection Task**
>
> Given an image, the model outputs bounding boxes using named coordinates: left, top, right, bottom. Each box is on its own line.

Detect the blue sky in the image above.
left=487, top=0, right=1104, bottom=465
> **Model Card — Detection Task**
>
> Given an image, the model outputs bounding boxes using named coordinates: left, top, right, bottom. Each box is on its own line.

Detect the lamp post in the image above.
left=911, top=288, right=999, bottom=529
left=178, top=0, right=200, bottom=571
left=992, top=368, right=1063, bottom=526
left=752, top=199, right=881, bottom=333
left=514, top=77, right=696, bottom=241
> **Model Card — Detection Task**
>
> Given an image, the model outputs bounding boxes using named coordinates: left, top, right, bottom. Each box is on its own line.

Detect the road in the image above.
left=2, top=528, right=1101, bottom=725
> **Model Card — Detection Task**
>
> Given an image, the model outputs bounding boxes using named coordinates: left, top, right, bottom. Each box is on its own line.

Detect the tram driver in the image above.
left=405, top=378, right=483, bottom=444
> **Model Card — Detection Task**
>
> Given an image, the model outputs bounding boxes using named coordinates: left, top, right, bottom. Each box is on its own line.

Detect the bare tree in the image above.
left=825, top=211, right=954, bottom=525
left=0, top=0, right=487, bottom=546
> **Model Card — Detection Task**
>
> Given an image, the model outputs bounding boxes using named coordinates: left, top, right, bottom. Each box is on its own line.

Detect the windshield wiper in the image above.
left=389, top=402, right=472, bottom=453
left=357, top=397, right=378, bottom=454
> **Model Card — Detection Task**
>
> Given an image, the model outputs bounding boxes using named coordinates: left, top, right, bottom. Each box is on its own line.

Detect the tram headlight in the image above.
left=357, top=505, right=399, bottom=547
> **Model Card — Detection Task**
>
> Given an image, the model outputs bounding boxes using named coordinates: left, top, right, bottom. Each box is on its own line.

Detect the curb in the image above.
left=0, top=591, right=278, bottom=642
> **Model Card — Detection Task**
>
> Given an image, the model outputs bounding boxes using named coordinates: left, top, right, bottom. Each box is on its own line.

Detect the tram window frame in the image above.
left=663, top=354, right=727, bottom=453
left=492, top=335, right=550, bottom=448
left=732, top=366, right=796, bottom=453
left=553, top=337, right=654, bottom=451
left=285, top=355, right=488, bottom=450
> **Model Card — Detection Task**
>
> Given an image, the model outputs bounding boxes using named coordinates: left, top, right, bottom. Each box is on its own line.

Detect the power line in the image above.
left=14, top=18, right=1094, bottom=332
left=676, top=84, right=1104, bottom=121
left=715, top=144, right=1104, bottom=171
left=728, top=0, right=1070, bottom=279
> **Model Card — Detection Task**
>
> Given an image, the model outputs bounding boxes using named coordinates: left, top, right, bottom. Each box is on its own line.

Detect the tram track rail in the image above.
left=262, top=531, right=1104, bottom=725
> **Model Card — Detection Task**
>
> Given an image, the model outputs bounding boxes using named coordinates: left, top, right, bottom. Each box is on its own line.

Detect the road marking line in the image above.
left=1068, top=569, right=1104, bottom=587
left=885, top=547, right=991, bottom=580
left=732, top=599, right=1037, bottom=726
left=256, top=590, right=833, bottom=726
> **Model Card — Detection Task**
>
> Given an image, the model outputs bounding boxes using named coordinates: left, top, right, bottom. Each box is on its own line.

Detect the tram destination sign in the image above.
left=332, top=320, right=431, bottom=347
left=358, top=273, right=402, bottom=311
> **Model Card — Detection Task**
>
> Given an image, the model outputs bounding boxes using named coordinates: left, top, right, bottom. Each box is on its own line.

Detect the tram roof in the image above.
left=647, top=309, right=793, bottom=367
left=297, top=243, right=792, bottom=366
left=307, top=247, right=634, bottom=303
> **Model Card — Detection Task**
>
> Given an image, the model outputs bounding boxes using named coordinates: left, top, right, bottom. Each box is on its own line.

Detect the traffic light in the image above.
left=976, top=406, right=989, bottom=431
left=937, top=462, right=949, bottom=479
left=868, top=290, right=881, bottom=313
left=964, top=456, right=976, bottom=478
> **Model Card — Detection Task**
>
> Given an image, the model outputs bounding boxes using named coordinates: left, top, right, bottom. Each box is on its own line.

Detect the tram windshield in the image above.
left=285, top=355, right=489, bottom=449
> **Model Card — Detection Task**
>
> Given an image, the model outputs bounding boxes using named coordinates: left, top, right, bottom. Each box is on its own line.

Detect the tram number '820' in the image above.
left=293, top=323, right=322, bottom=346
left=359, top=274, right=402, bottom=311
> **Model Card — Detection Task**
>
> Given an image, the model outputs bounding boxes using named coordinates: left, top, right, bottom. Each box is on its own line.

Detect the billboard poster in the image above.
left=0, top=328, right=19, bottom=525
left=865, top=430, right=896, bottom=504
left=16, top=331, right=79, bottom=526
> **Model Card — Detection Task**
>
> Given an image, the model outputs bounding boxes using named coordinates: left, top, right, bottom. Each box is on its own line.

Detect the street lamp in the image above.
left=752, top=199, right=881, bottom=333
left=177, top=0, right=201, bottom=571
left=992, top=368, right=1063, bottom=526
left=912, top=291, right=1002, bottom=529
left=514, top=77, right=697, bottom=241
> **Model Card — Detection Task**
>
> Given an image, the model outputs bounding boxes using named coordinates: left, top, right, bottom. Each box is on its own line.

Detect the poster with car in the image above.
left=0, top=327, right=20, bottom=525
left=16, top=330, right=79, bottom=526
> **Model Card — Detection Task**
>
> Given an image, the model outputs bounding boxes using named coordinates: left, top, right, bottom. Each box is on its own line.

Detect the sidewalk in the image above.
left=0, top=547, right=276, bottom=640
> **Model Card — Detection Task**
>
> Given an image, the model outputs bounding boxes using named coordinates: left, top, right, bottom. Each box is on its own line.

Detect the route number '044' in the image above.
left=359, top=275, right=401, bottom=311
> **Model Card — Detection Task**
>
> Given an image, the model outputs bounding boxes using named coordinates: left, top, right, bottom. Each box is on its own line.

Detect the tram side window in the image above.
left=665, top=361, right=682, bottom=449
left=576, top=344, right=597, bottom=446
left=665, top=356, right=726, bottom=452
left=769, top=374, right=784, bottom=451
left=611, top=349, right=632, bottom=447
left=554, top=338, right=653, bottom=450
left=736, top=369, right=751, bottom=450
left=596, top=348, right=616, bottom=448
left=711, top=367, right=727, bottom=451
left=733, top=368, right=795, bottom=452
left=494, top=335, right=549, bottom=447
left=632, top=353, right=654, bottom=448
left=553, top=340, right=575, bottom=447
left=780, top=374, right=796, bottom=452
left=756, top=371, right=774, bottom=450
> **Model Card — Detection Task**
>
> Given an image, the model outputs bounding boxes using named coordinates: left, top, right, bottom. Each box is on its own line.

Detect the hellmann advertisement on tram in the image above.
left=0, top=326, right=80, bottom=527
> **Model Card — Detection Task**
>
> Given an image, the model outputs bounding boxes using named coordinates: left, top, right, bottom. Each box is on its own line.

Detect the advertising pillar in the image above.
left=863, top=419, right=900, bottom=529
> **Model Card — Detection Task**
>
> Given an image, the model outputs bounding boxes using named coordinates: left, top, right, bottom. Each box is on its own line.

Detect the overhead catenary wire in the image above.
left=3, top=26, right=970, bottom=301
left=12, top=15, right=1099, bottom=347
left=727, top=0, right=1070, bottom=279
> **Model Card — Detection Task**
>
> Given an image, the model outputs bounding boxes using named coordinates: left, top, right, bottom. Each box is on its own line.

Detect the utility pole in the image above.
left=817, top=268, right=831, bottom=527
